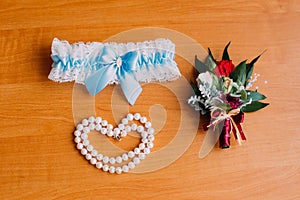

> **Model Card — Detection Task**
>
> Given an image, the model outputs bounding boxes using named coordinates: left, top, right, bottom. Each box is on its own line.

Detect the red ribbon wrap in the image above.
left=203, top=111, right=246, bottom=149
left=219, top=112, right=246, bottom=148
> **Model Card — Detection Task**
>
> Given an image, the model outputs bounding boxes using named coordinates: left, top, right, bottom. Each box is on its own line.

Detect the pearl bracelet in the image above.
left=74, top=113, right=155, bottom=174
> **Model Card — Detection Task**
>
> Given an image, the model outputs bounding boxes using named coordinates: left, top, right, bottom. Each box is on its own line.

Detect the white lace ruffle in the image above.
left=48, top=38, right=180, bottom=85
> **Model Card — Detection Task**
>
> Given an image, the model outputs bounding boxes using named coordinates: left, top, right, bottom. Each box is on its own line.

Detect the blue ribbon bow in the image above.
left=85, top=46, right=142, bottom=105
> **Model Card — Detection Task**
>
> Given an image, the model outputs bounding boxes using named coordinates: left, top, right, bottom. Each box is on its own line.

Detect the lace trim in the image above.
left=48, top=38, right=180, bottom=85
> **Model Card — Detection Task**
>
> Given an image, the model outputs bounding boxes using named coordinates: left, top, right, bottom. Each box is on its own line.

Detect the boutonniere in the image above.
left=188, top=42, right=269, bottom=157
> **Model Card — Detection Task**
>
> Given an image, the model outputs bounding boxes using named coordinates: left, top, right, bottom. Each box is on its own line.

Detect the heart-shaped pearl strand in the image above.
left=74, top=113, right=155, bottom=174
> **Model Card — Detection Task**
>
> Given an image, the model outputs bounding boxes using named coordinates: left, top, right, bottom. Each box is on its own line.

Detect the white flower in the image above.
left=196, top=71, right=213, bottom=89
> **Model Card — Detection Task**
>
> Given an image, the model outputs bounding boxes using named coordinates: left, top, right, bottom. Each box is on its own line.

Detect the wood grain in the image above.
left=1, top=0, right=299, bottom=199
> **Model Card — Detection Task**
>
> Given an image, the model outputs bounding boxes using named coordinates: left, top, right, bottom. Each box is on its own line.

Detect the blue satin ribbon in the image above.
left=85, top=46, right=142, bottom=106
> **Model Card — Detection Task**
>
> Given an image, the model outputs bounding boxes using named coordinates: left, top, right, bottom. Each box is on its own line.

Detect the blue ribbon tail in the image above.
left=85, top=66, right=116, bottom=96
left=119, top=73, right=142, bottom=106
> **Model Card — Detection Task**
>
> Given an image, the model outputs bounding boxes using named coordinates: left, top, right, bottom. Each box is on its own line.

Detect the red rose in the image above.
left=214, top=60, right=235, bottom=77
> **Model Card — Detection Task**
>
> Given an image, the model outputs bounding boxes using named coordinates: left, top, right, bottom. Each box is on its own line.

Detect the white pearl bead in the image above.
left=82, top=119, right=89, bottom=126
left=101, top=120, right=108, bottom=126
left=147, top=142, right=154, bottom=148
left=122, top=165, right=129, bottom=172
left=102, top=165, right=109, bottom=172
left=142, top=138, right=148, bottom=144
left=131, top=124, right=137, bottom=131
left=74, top=137, right=81, bottom=143
left=116, top=156, right=122, bottom=164
left=148, top=135, right=155, bottom=141
left=128, top=151, right=135, bottom=158
left=88, top=116, right=95, bottom=123
left=137, top=126, right=144, bottom=133
left=74, top=130, right=81, bottom=137
left=118, top=123, right=125, bottom=130
left=121, top=130, right=127, bottom=137
left=133, top=157, right=140, bottom=165
left=95, top=124, right=101, bottom=131
left=145, top=122, right=152, bottom=128
left=91, top=150, right=98, bottom=156
left=76, top=124, right=83, bottom=131
left=128, top=162, right=135, bottom=169
left=141, top=131, right=148, bottom=138
left=95, top=117, right=102, bottom=124
left=88, top=123, right=95, bottom=130
left=107, top=124, right=113, bottom=130
left=109, top=166, right=115, bottom=174
left=101, top=128, right=107, bottom=135
left=122, top=118, right=128, bottom=125
left=139, top=143, right=145, bottom=150
left=87, top=145, right=93, bottom=152
left=85, top=154, right=92, bottom=160
left=114, top=128, right=120, bottom=135
left=140, top=116, right=147, bottom=123
left=138, top=153, right=146, bottom=160
left=107, top=130, right=114, bottom=137
left=134, top=147, right=140, bottom=154
left=148, top=128, right=155, bottom=134
left=125, top=125, right=131, bottom=132
left=127, top=113, right=134, bottom=121
left=96, top=162, right=103, bottom=169
left=81, top=148, right=87, bottom=155
left=81, top=133, right=88, bottom=140
left=77, top=143, right=83, bottom=150
left=109, top=157, right=116, bottom=164
left=103, top=156, right=109, bottom=164
left=96, top=154, right=103, bottom=161
left=134, top=113, right=141, bottom=120
left=116, top=167, right=122, bottom=174
left=122, top=153, right=128, bottom=161
left=90, top=158, right=97, bottom=165
left=83, top=139, right=89, bottom=146
left=144, top=148, right=150, bottom=154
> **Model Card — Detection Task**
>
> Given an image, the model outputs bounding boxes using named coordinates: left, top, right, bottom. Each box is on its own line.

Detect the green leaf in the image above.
left=191, top=81, right=201, bottom=96
left=208, top=48, right=216, bottom=63
left=214, top=101, right=232, bottom=111
left=206, top=48, right=217, bottom=71
left=219, top=103, right=232, bottom=111
left=245, top=90, right=266, bottom=102
left=245, top=54, right=262, bottom=84
left=205, top=55, right=217, bottom=71
left=222, top=41, right=231, bottom=60
left=241, top=101, right=269, bottom=113
left=230, top=60, right=247, bottom=85
left=195, top=55, right=209, bottom=73
left=240, top=90, right=247, bottom=100
left=211, top=72, right=222, bottom=90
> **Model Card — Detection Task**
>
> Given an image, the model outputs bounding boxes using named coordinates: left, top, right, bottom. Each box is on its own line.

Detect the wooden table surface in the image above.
left=1, top=1, right=299, bottom=199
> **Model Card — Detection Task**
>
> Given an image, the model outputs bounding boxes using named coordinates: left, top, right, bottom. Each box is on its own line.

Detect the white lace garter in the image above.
left=48, top=38, right=181, bottom=105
